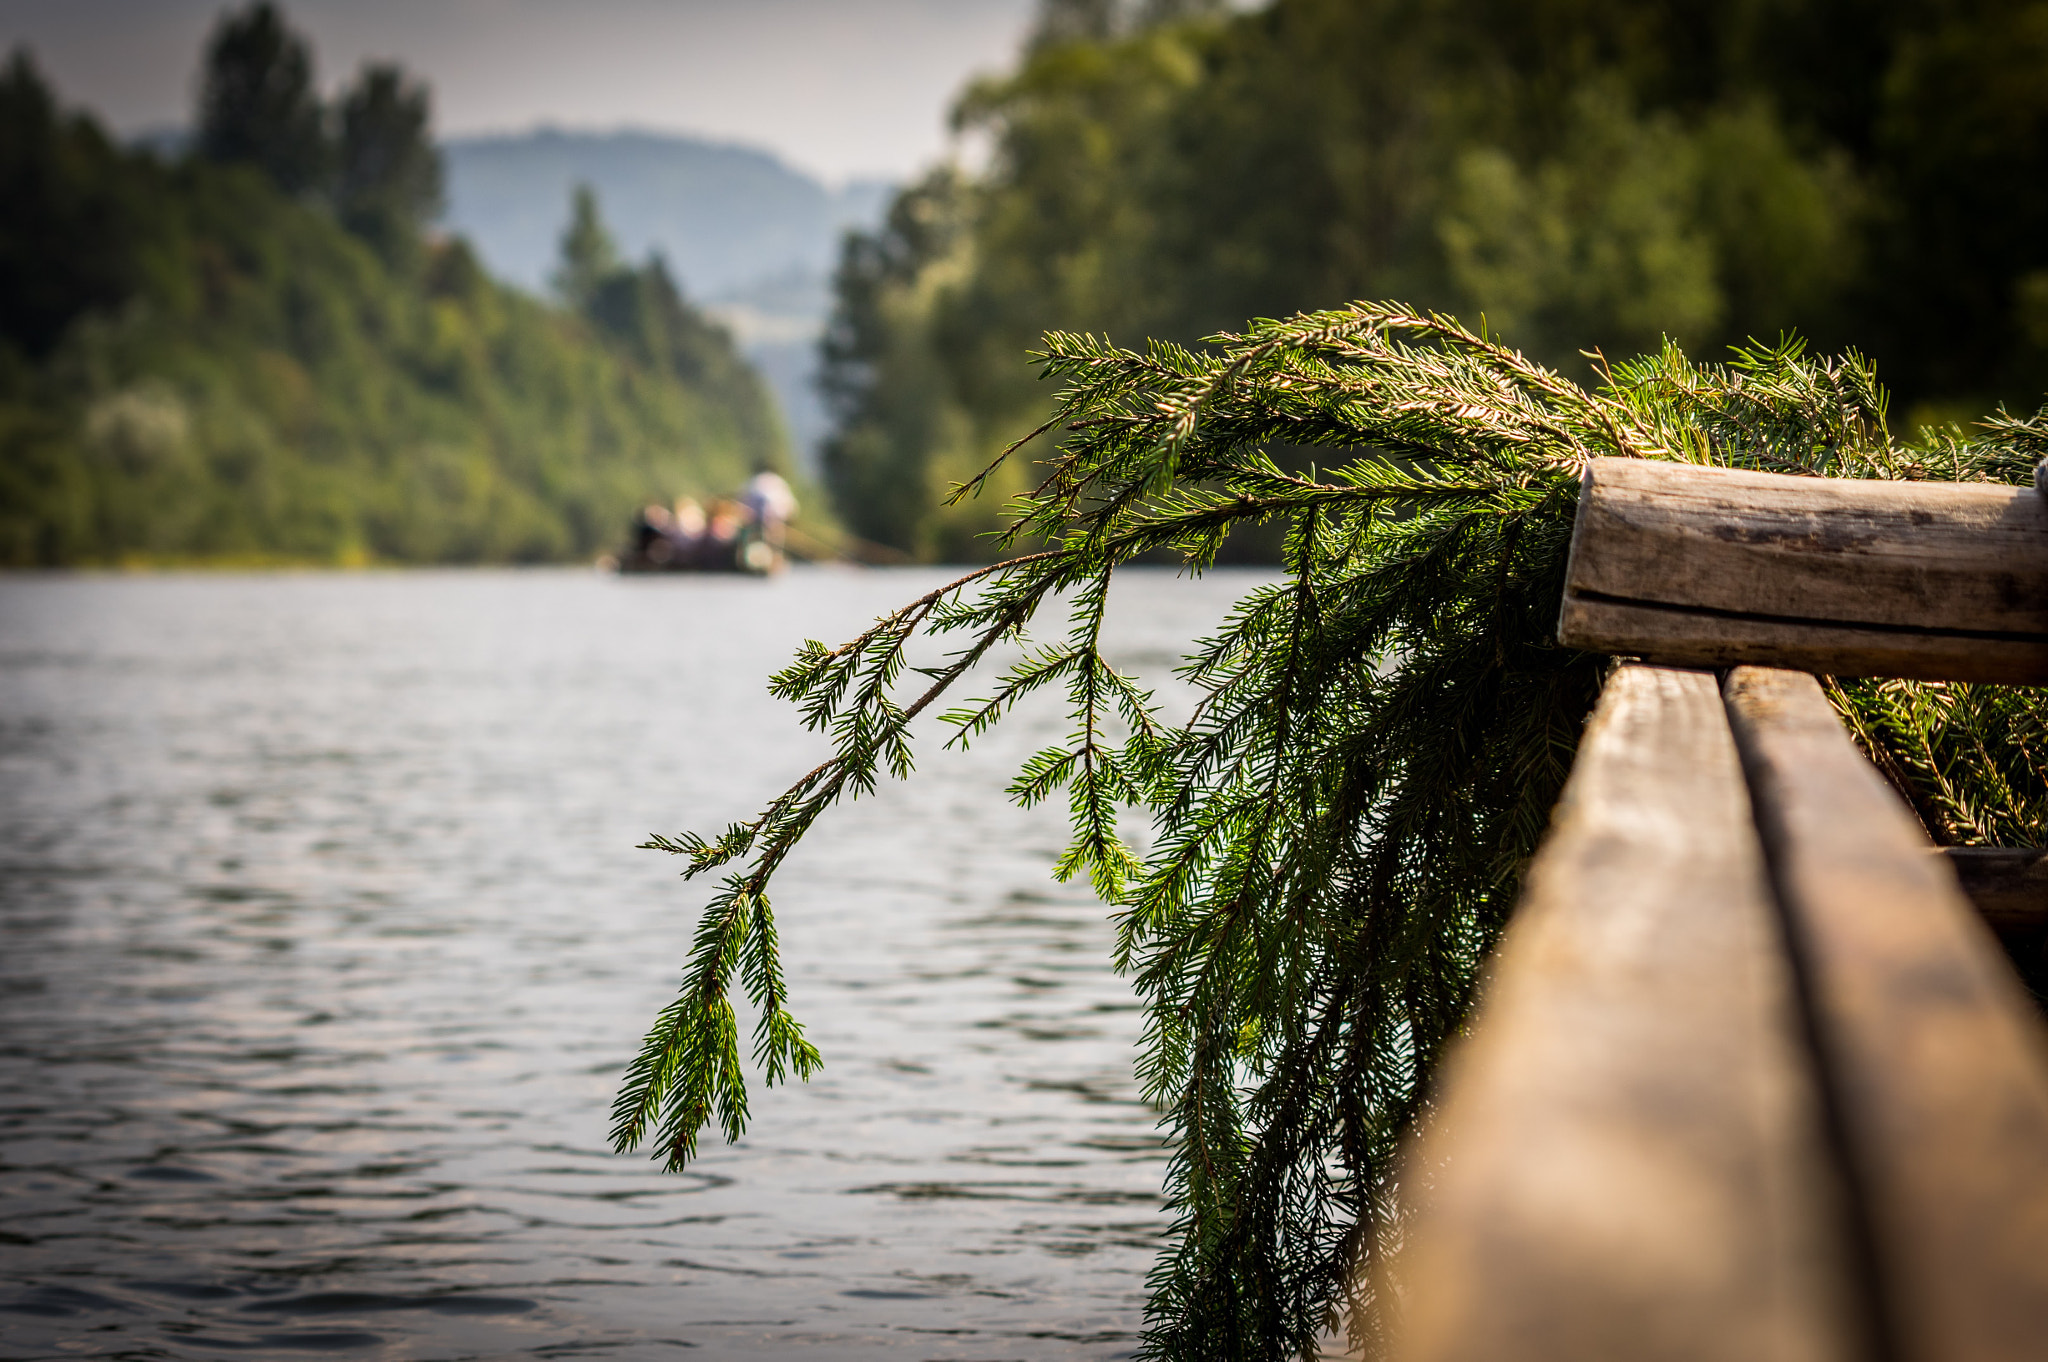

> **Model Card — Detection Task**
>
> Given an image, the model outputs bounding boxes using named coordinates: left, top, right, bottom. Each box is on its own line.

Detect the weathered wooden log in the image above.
left=1391, top=665, right=1857, bottom=1362
left=1558, top=458, right=2048, bottom=682
left=1724, top=667, right=2048, bottom=1362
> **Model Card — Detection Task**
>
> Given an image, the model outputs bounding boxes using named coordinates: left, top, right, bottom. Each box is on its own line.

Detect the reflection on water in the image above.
left=0, top=566, right=1262, bottom=1360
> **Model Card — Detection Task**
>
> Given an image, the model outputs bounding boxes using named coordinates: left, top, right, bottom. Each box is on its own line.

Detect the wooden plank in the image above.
left=1938, top=848, right=2048, bottom=987
left=1723, top=667, right=2048, bottom=1362
left=1558, top=597, right=2047, bottom=683
left=1557, top=458, right=2048, bottom=682
left=1940, top=847, right=2048, bottom=934
left=1391, top=665, right=1857, bottom=1362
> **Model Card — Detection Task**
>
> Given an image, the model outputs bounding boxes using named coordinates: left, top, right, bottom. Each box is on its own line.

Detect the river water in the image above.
left=0, top=566, right=1271, bottom=1361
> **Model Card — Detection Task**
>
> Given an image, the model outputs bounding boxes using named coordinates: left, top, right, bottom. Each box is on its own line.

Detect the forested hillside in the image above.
left=0, top=5, right=788, bottom=567
left=442, top=131, right=892, bottom=470
left=823, top=0, right=2048, bottom=559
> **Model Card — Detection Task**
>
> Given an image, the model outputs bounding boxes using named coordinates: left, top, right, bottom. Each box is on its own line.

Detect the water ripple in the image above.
left=0, top=567, right=1264, bottom=1359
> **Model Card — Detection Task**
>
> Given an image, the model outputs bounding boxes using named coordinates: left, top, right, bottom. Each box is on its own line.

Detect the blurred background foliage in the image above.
left=0, top=4, right=790, bottom=567
left=7, top=0, right=2046, bottom=568
left=823, top=0, right=2048, bottom=559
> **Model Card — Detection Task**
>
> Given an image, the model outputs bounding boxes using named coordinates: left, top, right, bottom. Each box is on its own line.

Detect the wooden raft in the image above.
left=1386, top=460, right=2048, bottom=1362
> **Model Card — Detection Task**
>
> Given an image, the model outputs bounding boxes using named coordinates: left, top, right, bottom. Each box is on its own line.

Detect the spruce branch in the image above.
left=614, top=302, right=2048, bottom=1358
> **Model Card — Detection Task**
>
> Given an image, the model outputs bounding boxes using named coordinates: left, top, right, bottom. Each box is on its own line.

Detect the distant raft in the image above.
left=612, top=475, right=794, bottom=576
left=614, top=526, right=780, bottom=576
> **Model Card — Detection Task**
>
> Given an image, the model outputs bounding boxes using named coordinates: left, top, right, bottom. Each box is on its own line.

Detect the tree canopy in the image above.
left=197, top=0, right=328, bottom=197
left=199, top=2, right=446, bottom=272
left=562, top=188, right=787, bottom=465
left=552, top=183, right=621, bottom=313
left=336, top=62, right=443, bottom=268
left=820, top=0, right=2048, bottom=558
left=0, top=39, right=790, bottom=566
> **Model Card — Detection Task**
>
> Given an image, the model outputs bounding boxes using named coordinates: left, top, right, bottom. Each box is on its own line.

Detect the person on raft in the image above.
left=739, top=470, right=797, bottom=550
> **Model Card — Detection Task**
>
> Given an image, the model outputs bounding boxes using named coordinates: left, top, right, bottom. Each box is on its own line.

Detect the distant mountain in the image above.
left=441, top=129, right=888, bottom=296
left=440, top=129, right=890, bottom=468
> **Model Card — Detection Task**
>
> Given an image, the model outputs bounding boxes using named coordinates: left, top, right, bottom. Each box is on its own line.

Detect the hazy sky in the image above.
left=0, top=0, right=1039, bottom=181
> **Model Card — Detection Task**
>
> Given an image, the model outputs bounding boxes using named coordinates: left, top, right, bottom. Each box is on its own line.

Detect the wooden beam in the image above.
left=1392, top=665, right=1858, bottom=1362
left=1723, top=667, right=2048, bottom=1362
left=1940, top=847, right=2048, bottom=934
left=1557, top=458, right=2048, bottom=682
left=1936, top=849, right=2048, bottom=986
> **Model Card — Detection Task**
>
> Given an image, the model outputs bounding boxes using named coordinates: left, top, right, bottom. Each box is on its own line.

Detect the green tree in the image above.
left=551, top=186, right=791, bottom=476
left=336, top=62, right=443, bottom=268
left=819, top=0, right=2048, bottom=560
left=586, top=254, right=789, bottom=467
left=818, top=168, right=979, bottom=554
left=196, top=1, right=329, bottom=197
left=0, top=51, right=149, bottom=359
left=1862, top=0, right=2048, bottom=405
left=552, top=183, right=620, bottom=312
